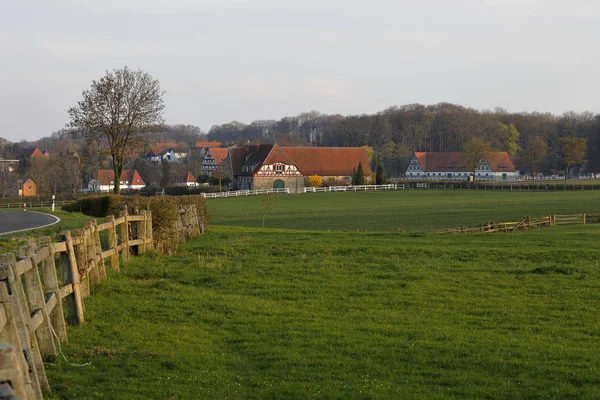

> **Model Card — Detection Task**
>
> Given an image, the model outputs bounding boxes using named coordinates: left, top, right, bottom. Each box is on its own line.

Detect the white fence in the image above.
left=201, top=188, right=290, bottom=198
left=0, top=200, right=71, bottom=209
left=303, top=184, right=405, bottom=193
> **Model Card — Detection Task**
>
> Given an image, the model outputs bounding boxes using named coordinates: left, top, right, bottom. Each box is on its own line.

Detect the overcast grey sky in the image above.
left=1, top=0, right=599, bottom=141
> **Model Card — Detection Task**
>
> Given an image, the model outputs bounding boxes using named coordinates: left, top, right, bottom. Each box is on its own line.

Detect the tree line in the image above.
left=207, top=104, right=600, bottom=177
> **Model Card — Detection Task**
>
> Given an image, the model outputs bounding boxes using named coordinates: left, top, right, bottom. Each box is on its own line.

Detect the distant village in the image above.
left=0, top=132, right=530, bottom=199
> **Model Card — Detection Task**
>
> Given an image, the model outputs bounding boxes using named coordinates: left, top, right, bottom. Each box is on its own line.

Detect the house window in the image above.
left=275, top=165, right=283, bottom=171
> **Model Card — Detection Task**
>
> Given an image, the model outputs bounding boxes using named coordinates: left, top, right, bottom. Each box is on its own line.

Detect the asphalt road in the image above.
left=0, top=211, right=60, bottom=235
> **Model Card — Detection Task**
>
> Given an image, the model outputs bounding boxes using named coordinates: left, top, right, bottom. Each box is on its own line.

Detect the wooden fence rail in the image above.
left=0, top=204, right=202, bottom=399
left=437, top=213, right=597, bottom=234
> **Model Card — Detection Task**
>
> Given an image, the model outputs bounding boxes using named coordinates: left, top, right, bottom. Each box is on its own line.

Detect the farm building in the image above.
left=228, top=144, right=372, bottom=193
left=173, top=171, right=199, bottom=187
left=90, top=170, right=146, bottom=192
left=201, top=148, right=228, bottom=176
left=405, top=152, right=518, bottom=181
left=18, top=178, right=37, bottom=196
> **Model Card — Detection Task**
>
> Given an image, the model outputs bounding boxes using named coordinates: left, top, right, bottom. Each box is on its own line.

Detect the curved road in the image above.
left=0, top=211, right=60, bottom=235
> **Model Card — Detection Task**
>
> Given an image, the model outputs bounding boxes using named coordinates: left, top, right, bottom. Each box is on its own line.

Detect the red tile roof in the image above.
left=282, top=147, right=372, bottom=176
left=186, top=171, right=196, bottom=183
left=97, top=170, right=146, bottom=186
left=195, top=141, right=221, bottom=148
left=209, top=148, right=228, bottom=164
left=31, top=148, right=44, bottom=158
left=414, top=152, right=516, bottom=172
left=229, top=145, right=372, bottom=177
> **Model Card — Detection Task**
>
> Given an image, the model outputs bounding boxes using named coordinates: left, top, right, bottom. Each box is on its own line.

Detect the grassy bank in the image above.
left=207, top=190, right=600, bottom=231
left=47, top=225, right=600, bottom=399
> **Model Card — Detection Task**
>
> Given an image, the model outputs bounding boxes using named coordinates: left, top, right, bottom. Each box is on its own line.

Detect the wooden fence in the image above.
left=437, top=213, right=598, bottom=234
left=0, top=204, right=202, bottom=399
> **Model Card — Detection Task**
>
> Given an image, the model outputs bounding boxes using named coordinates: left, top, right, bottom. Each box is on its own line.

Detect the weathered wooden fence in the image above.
left=437, top=213, right=598, bottom=234
left=0, top=204, right=202, bottom=399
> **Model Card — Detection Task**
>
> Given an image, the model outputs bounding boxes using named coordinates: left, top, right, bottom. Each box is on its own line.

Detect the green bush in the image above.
left=62, top=194, right=209, bottom=254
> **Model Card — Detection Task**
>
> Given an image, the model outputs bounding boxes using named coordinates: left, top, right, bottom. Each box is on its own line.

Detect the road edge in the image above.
left=0, top=211, right=61, bottom=236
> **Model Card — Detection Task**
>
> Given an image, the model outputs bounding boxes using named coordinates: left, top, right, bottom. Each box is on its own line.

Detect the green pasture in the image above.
left=208, top=190, right=600, bottom=231
left=47, top=224, right=600, bottom=399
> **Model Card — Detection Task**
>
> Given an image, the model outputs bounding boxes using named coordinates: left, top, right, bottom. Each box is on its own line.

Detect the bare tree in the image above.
left=561, top=137, right=587, bottom=183
left=260, top=193, right=277, bottom=228
left=463, top=137, right=493, bottom=182
left=68, top=66, right=165, bottom=193
left=212, top=162, right=229, bottom=191
left=526, top=136, right=548, bottom=181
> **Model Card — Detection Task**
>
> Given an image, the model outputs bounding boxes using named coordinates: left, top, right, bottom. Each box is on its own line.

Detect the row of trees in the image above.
left=207, top=105, right=600, bottom=178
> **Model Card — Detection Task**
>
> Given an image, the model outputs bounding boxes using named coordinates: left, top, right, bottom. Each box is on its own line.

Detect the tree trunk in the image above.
left=113, top=164, right=122, bottom=194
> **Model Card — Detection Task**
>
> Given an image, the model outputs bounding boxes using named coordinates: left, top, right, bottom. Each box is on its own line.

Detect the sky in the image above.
left=1, top=0, right=599, bottom=141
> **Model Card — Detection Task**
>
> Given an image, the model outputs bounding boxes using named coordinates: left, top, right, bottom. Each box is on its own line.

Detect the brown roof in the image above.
left=209, top=148, right=228, bottom=164
left=229, top=144, right=275, bottom=175
left=282, top=147, right=372, bottom=176
left=229, top=145, right=372, bottom=177
left=97, top=170, right=146, bottom=186
left=195, top=141, right=222, bottom=148
left=414, top=152, right=516, bottom=172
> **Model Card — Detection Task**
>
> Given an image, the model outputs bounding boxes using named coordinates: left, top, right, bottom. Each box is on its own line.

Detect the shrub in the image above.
left=62, top=194, right=209, bottom=254
left=147, top=196, right=180, bottom=254
left=307, top=175, right=323, bottom=187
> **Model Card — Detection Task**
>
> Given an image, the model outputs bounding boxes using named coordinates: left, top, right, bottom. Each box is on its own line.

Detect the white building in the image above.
left=405, top=152, right=519, bottom=181
left=92, top=169, right=146, bottom=192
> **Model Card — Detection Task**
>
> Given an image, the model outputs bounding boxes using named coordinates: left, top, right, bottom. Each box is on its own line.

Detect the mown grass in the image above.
left=207, top=190, right=600, bottom=231
left=46, top=224, right=600, bottom=399
left=0, top=209, right=94, bottom=253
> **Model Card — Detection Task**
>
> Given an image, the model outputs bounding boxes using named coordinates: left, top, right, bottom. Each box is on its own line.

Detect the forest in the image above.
left=207, top=103, right=600, bottom=176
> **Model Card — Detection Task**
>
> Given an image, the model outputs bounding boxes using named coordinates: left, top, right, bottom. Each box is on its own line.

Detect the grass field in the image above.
left=46, top=223, right=600, bottom=399
left=208, top=190, right=600, bottom=231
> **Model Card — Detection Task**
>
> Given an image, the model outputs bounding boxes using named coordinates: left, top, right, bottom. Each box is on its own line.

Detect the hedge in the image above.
left=62, top=195, right=209, bottom=254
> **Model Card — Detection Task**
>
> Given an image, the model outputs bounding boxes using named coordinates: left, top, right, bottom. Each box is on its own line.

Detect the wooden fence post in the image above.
left=191, top=204, right=201, bottom=236
left=120, top=206, right=130, bottom=263
left=72, top=228, right=90, bottom=298
left=93, top=220, right=107, bottom=281
left=83, top=222, right=100, bottom=287
left=0, top=344, right=29, bottom=400
left=17, top=245, right=57, bottom=360
left=0, top=252, right=48, bottom=393
left=38, top=236, right=67, bottom=344
left=583, top=213, right=587, bottom=224
left=106, top=215, right=120, bottom=271
left=0, top=280, right=38, bottom=400
left=139, top=210, right=147, bottom=255
left=146, top=209, right=154, bottom=250
left=60, top=231, right=84, bottom=325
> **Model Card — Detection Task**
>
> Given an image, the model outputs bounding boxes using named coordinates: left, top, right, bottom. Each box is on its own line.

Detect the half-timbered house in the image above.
left=228, top=144, right=372, bottom=192
left=201, top=148, right=228, bottom=176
